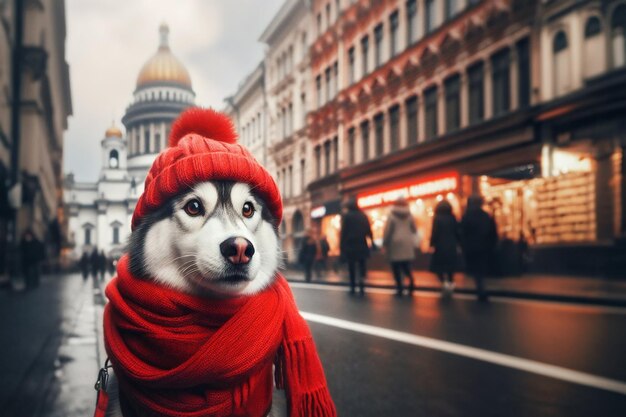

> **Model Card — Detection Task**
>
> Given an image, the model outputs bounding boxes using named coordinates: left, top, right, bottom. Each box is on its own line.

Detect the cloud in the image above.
left=64, top=0, right=283, bottom=181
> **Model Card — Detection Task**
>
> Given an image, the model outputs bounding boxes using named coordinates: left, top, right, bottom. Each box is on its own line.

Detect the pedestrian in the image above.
left=298, top=230, right=318, bottom=283
left=429, top=200, right=460, bottom=295
left=314, top=234, right=330, bottom=278
left=90, top=247, right=100, bottom=279
left=20, top=230, right=44, bottom=289
left=340, top=197, right=375, bottom=295
left=461, top=195, right=498, bottom=302
left=383, top=198, right=418, bottom=297
left=79, top=252, right=90, bottom=281
left=98, top=250, right=107, bottom=280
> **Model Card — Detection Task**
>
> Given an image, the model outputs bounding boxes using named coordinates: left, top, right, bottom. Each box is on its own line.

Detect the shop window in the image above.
left=424, top=86, right=438, bottom=140
left=348, top=47, right=356, bottom=84
left=390, top=11, right=400, bottom=57
left=445, top=0, right=458, bottom=20
left=348, top=127, right=356, bottom=165
left=425, top=0, right=436, bottom=34
left=374, top=113, right=385, bottom=155
left=491, top=48, right=510, bottom=116
left=374, top=24, right=384, bottom=68
left=444, top=74, right=460, bottom=133
left=407, top=0, right=418, bottom=45
left=333, top=137, right=339, bottom=172
left=361, top=120, right=370, bottom=162
left=109, top=149, right=119, bottom=169
left=468, top=62, right=484, bottom=124
left=516, top=38, right=531, bottom=108
left=553, top=31, right=570, bottom=96
left=324, top=140, right=331, bottom=176
left=315, top=145, right=321, bottom=178
left=612, top=5, right=626, bottom=68
left=389, top=105, right=400, bottom=151
left=405, top=96, right=418, bottom=145
left=361, top=35, right=370, bottom=76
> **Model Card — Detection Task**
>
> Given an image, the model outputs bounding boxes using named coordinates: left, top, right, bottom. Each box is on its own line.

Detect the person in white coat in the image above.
left=383, top=198, right=418, bottom=296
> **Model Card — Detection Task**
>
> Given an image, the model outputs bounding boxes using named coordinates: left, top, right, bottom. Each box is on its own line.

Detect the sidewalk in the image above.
left=283, top=267, right=626, bottom=306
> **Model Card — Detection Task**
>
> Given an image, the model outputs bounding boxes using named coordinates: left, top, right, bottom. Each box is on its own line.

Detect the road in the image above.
left=1, top=273, right=625, bottom=416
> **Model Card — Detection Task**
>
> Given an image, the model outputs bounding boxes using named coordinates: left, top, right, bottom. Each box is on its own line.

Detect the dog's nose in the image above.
left=220, top=237, right=255, bottom=265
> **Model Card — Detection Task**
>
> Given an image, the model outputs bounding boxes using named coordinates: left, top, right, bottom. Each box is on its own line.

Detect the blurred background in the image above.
left=1, top=0, right=626, bottom=416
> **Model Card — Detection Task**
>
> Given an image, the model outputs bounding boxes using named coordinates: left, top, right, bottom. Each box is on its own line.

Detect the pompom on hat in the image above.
left=131, top=108, right=282, bottom=230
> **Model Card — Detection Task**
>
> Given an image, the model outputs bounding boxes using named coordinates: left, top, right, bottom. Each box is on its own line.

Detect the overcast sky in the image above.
left=64, top=0, right=284, bottom=182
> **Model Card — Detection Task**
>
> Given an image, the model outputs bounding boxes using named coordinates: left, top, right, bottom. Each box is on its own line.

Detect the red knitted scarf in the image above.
left=103, top=255, right=336, bottom=417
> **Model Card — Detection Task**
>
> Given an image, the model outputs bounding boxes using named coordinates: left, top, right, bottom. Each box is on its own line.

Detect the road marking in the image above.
left=300, top=311, right=626, bottom=396
left=288, top=282, right=626, bottom=314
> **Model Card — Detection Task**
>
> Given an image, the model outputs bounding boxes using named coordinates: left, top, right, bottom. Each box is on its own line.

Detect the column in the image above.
left=460, top=70, right=469, bottom=128
left=161, top=122, right=167, bottom=149
left=417, top=0, right=425, bottom=40
left=399, top=101, right=408, bottom=148
left=437, top=83, right=445, bottom=136
left=398, top=0, right=408, bottom=52
left=417, top=94, right=426, bottom=143
left=383, top=111, right=391, bottom=154
left=337, top=123, right=345, bottom=170
left=484, top=59, right=493, bottom=120
left=510, top=46, right=519, bottom=111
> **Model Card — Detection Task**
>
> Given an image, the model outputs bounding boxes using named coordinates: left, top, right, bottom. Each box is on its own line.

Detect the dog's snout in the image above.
left=220, top=237, right=255, bottom=265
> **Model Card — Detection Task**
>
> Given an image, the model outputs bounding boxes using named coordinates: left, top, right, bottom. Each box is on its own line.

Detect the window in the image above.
left=374, top=113, right=385, bottom=155
left=333, top=137, right=339, bottom=172
left=389, top=105, right=400, bottom=151
left=288, top=165, right=293, bottom=197
left=317, top=13, right=322, bottom=35
left=445, top=75, right=460, bottom=133
left=301, top=93, right=307, bottom=126
left=84, top=228, right=91, bottom=245
left=325, top=66, right=331, bottom=103
left=424, top=85, right=438, bottom=140
left=113, top=226, right=120, bottom=244
left=468, top=62, right=484, bottom=124
left=552, top=32, right=570, bottom=96
left=584, top=16, right=604, bottom=78
left=348, top=127, right=356, bottom=165
left=361, top=35, right=370, bottom=76
left=315, top=145, right=321, bottom=178
left=316, top=75, right=322, bottom=108
left=324, top=140, right=331, bottom=176
left=282, top=168, right=287, bottom=196
left=445, top=0, right=458, bottom=21
left=612, top=5, right=626, bottom=68
left=492, top=48, right=510, bottom=115
left=390, top=11, right=400, bottom=57
left=361, top=121, right=370, bottom=161
left=374, top=24, right=384, bottom=68
left=516, top=38, right=531, bottom=108
left=407, top=0, right=418, bottom=45
left=300, top=159, right=306, bottom=192
left=425, top=0, right=436, bottom=34
left=348, top=47, right=356, bottom=84
left=405, top=96, right=418, bottom=145
left=144, top=130, right=150, bottom=153
left=109, top=149, right=119, bottom=168
left=333, top=62, right=339, bottom=97
left=288, top=103, right=293, bottom=135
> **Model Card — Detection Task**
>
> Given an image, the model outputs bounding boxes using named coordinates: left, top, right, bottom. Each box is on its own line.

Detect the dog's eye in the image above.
left=242, top=202, right=255, bottom=218
left=184, top=199, right=204, bottom=217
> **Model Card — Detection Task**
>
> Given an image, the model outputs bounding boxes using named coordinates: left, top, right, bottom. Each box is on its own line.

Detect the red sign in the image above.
left=357, top=173, right=460, bottom=209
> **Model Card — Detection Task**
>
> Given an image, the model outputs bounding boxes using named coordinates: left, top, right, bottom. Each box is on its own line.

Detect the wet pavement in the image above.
left=1, top=271, right=625, bottom=416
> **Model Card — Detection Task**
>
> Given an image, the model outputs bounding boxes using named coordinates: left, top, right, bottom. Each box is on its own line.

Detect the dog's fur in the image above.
left=106, top=181, right=286, bottom=416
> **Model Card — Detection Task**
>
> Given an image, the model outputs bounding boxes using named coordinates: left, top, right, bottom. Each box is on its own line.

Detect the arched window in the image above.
left=584, top=16, right=605, bottom=78
left=553, top=31, right=571, bottom=96
left=612, top=4, right=626, bottom=68
left=109, top=149, right=119, bottom=168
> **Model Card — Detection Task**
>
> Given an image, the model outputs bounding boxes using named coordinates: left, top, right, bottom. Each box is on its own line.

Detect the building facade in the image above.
left=64, top=25, right=194, bottom=261
left=259, top=0, right=313, bottom=262
left=0, top=0, right=72, bottom=276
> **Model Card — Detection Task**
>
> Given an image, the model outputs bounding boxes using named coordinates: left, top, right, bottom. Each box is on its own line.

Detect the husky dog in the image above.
left=105, top=180, right=286, bottom=417
left=129, top=180, right=281, bottom=297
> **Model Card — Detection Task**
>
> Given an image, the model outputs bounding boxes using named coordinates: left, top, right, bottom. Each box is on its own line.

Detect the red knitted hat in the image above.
left=131, top=108, right=282, bottom=230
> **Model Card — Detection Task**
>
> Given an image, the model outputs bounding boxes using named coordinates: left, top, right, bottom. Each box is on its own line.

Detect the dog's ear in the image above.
left=169, top=108, right=237, bottom=147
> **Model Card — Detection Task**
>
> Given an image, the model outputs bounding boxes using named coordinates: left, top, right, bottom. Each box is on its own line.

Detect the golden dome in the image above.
left=136, top=24, right=192, bottom=89
left=105, top=123, right=123, bottom=138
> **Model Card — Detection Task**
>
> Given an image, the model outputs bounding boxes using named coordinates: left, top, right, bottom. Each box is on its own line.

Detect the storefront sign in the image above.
left=310, top=205, right=327, bottom=219
left=357, top=173, right=459, bottom=209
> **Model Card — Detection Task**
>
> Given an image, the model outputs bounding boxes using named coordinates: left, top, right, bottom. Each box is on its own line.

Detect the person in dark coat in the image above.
left=461, top=195, right=498, bottom=302
left=98, top=250, right=108, bottom=280
left=79, top=252, right=90, bottom=281
left=90, top=248, right=100, bottom=279
left=340, top=198, right=374, bottom=295
left=20, top=230, right=44, bottom=289
left=314, top=234, right=330, bottom=277
left=429, top=200, right=460, bottom=295
left=298, top=230, right=318, bottom=283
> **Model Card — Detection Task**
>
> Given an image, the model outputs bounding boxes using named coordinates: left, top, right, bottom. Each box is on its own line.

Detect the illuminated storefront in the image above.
left=310, top=199, right=342, bottom=256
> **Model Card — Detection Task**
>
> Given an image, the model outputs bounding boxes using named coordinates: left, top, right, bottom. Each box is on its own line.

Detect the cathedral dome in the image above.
left=105, top=123, right=123, bottom=138
left=136, top=24, right=192, bottom=90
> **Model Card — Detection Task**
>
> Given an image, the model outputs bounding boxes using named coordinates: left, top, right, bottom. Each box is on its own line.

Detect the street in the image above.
left=1, top=272, right=626, bottom=417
